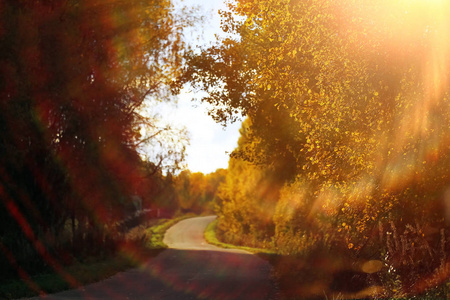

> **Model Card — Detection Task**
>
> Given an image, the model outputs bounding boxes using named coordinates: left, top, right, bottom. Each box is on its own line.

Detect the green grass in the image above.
left=0, top=215, right=193, bottom=299
left=204, top=219, right=276, bottom=255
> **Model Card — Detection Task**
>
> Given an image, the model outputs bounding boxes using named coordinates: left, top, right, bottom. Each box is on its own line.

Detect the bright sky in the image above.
left=154, top=0, right=242, bottom=175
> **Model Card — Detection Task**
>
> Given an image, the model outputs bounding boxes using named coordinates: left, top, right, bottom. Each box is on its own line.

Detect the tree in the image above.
left=182, top=1, right=450, bottom=292
left=0, top=0, right=191, bottom=280
left=172, top=169, right=227, bottom=214
left=216, top=119, right=279, bottom=248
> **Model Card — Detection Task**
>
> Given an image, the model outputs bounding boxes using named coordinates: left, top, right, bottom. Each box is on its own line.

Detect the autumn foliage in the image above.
left=0, top=0, right=192, bottom=284
left=184, top=0, right=450, bottom=297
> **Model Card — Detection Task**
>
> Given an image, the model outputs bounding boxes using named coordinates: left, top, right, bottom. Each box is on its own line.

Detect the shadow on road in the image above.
left=34, top=248, right=276, bottom=300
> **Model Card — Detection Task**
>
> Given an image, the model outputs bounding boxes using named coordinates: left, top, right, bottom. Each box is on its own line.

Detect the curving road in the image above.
left=30, top=216, right=276, bottom=299
left=164, top=216, right=249, bottom=252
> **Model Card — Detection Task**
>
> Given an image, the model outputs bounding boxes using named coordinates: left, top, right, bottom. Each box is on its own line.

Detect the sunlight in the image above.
left=377, top=0, right=450, bottom=197
left=3, top=0, right=450, bottom=298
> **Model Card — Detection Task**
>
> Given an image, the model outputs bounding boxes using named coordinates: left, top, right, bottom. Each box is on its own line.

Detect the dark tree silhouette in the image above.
left=0, top=0, right=190, bottom=281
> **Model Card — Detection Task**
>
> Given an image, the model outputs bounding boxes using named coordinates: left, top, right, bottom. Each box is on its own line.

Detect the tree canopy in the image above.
left=0, top=0, right=193, bottom=282
left=184, top=0, right=450, bottom=296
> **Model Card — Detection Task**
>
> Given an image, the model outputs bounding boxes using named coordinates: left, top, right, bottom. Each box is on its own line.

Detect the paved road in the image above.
left=163, top=216, right=250, bottom=252
left=30, top=216, right=276, bottom=299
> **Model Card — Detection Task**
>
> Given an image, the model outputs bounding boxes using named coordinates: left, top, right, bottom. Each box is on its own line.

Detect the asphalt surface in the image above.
left=29, top=216, right=276, bottom=300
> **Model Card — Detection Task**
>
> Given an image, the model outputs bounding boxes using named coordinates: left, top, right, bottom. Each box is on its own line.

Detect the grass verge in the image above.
left=144, top=214, right=195, bottom=249
left=204, top=218, right=275, bottom=255
left=0, top=215, right=193, bottom=299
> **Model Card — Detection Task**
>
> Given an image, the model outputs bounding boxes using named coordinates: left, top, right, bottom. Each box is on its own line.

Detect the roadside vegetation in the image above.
left=0, top=215, right=193, bottom=299
left=0, top=0, right=226, bottom=298
left=204, top=218, right=275, bottom=255
left=0, top=0, right=200, bottom=296
left=183, top=0, right=450, bottom=298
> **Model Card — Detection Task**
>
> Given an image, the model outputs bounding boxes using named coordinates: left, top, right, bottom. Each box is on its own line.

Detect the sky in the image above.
left=152, top=0, right=242, bottom=175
